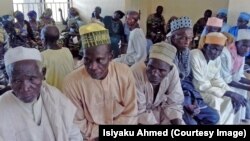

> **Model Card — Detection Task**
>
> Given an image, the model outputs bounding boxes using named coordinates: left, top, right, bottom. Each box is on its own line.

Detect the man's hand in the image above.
left=224, top=91, right=247, bottom=113
left=170, top=118, right=183, bottom=125
left=185, top=104, right=200, bottom=116
left=58, top=8, right=62, bottom=12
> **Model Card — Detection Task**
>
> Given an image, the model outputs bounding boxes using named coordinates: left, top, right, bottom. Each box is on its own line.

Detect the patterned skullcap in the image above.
left=79, top=23, right=110, bottom=48
left=170, top=16, right=192, bottom=32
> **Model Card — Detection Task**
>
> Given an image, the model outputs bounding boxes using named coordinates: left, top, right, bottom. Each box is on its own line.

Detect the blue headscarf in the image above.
left=239, top=12, right=250, bottom=21
left=0, top=15, right=14, bottom=27
left=27, top=10, right=37, bottom=17
left=13, top=10, right=23, bottom=18
left=217, top=8, right=228, bottom=15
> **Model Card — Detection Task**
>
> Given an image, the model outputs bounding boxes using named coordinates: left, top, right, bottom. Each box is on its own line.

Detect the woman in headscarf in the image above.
left=59, top=7, right=84, bottom=31
left=38, top=8, right=55, bottom=31
left=27, top=10, right=44, bottom=51
left=13, top=10, right=35, bottom=48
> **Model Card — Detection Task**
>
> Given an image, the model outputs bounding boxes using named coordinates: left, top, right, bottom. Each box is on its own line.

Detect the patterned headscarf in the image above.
left=0, top=15, right=14, bottom=27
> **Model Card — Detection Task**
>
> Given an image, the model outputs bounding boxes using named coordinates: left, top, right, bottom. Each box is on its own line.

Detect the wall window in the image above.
left=13, top=0, right=71, bottom=22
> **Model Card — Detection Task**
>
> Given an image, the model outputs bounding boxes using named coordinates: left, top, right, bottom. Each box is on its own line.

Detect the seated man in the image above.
left=220, top=29, right=250, bottom=122
left=131, top=42, right=185, bottom=125
left=190, top=32, right=247, bottom=124
left=63, top=23, right=138, bottom=140
left=169, top=16, right=219, bottom=125
left=0, top=47, right=82, bottom=141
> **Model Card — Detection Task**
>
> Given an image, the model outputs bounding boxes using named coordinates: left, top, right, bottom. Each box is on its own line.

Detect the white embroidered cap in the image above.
left=4, top=46, right=42, bottom=67
left=237, top=29, right=250, bottom=41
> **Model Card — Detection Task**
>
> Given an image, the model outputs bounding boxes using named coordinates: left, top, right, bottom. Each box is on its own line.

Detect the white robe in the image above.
left=220, top=47, right=248, bottom=123
left=0, top=82, right=83, bottom=141
left=190, top=49, right=235, bottom=124
left=114, top=28, right=147, bottom=66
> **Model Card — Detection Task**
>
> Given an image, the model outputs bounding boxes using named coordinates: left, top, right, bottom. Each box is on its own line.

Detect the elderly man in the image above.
left=170, top=17, right=219, bottom=125
left=198, top=17, right=234, bottom=49
left=220, top=29, right=250, bottom=122
left=115, top=11, right=147, bottom=66
left=41, top=25, right=74, bottom=91
left=198, top=17, right=223, bottom=49
left=229, top=12, right=250, bottom=39
left=63, top=23, right=138, bottom=140
left=191, top=32, right=247, bottom=124
left=0, top=47, right=82, bottom=141
left=131, top=42, right=184, bottom=125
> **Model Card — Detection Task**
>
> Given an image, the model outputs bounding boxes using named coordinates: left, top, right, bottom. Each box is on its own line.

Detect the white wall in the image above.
left=0, top=0, right=13, bottom=16
left=73, top=0, right=125, bottom=23
left=228, top=0, right=250, bottom=26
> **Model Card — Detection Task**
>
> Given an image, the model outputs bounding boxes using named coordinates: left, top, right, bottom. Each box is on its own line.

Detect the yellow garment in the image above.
left=198, top=32, right=234, bottom=49
left=62, top=61, right=138, bottom=140
left=41, top=47, right=74, bottom=90
left=0, top=82, right=83, bottom=141
left=131, top=62, right=184, bottom=125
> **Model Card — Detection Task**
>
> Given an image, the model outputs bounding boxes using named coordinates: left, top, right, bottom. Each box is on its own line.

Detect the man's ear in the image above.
left=42, top=67, right=46, bottom=80
left=109, top=51, right=113, bottom=60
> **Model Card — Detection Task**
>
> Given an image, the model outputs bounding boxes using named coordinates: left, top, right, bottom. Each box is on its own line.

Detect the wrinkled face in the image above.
left=146, top=58, right=172, bottom=86
left=16, top=13, right=24, bottom=22
left=204, top=44, right=224, bottom=60
left=83, top=45, right=112, bottom=80
left=10, top=60, right=43, bottom=103
left=237, top=18, right=249, bottom=29
left=171, top=28, right=193, bottom=50
left=206, top=26, right=221, bottom=33
left=236, top=40, right=250, bottom=57
left=216, top=13, right=227, bottom=23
